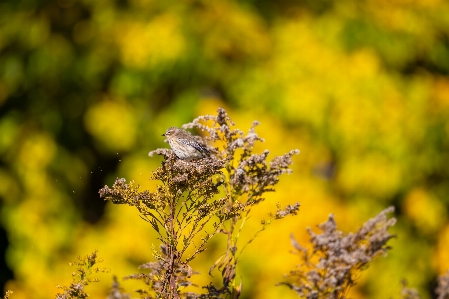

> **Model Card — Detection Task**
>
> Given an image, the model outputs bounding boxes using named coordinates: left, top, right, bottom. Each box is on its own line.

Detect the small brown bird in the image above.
left=162, top=127, right=209, bottom=160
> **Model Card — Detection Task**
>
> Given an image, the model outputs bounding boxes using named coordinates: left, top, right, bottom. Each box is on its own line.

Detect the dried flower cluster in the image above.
left=99, top=108, right=300, bottom=298
left=183, top=108, right=300, bottom=205
left=436, top=270, right=449, bottom=299
left=280, top=206, right=396, bottom=299
left=2, top=291, right=13, bottom=299
left=400, top=280, right=421, bottom=299
left=55, top=251, right=109, bottom=299
left=107, top=276, right=131, bottom=299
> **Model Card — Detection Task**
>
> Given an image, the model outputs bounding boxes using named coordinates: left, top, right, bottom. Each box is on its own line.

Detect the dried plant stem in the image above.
left=165, top=197, right=179, bottom=299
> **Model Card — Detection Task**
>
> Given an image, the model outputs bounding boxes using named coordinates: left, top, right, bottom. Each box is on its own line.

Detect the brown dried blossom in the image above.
left=394, top=271, right=449, bottom=299
left=2, top=291, right=13, bottom=299
left=400, top=280, right=421, bottom=299
left=108, top=276, right=131, bottom=299
left=436, top=270, right=449, bottom=299
left=280, top=206, right=396, bottom=299
left=275, top=202, right=301, bottom=219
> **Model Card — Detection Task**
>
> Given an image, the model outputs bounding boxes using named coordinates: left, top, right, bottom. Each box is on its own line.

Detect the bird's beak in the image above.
left=162, top=133, right=165, bottom=136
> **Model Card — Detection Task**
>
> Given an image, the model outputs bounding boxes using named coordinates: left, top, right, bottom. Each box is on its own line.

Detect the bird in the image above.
left=162, top=127, right=210, bottom=160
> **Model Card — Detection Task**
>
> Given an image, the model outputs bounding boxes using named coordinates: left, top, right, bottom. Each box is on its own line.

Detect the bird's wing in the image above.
left=178, top=138, right=209, bottom=155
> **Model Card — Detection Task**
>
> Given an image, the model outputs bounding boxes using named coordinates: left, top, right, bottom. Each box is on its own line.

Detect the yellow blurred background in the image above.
left=1, top=0, right=449, bottom=298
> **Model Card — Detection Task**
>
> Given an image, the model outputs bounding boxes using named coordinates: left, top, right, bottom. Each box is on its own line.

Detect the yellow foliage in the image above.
left=432, top=77, right=449, bottom=110
left=338, top=153, right=401, bottom=198
left=369, top=0, right=442, bottom=8
left=17, top=132, right=56, bottom=171
left=435, top=224, right=449, bottom=273
left=0, top=170, right=20, bottom=204
left=404, top=188, right=447, bottom=234
left=84, top=98, right=137, bottom=152
left=193, top=1, right=270, bottom=60
left=116, top=14, right=185, bottom=68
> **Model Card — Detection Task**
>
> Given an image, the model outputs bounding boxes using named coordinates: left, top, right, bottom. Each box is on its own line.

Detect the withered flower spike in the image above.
left=280, top=207, right=396, bottom=299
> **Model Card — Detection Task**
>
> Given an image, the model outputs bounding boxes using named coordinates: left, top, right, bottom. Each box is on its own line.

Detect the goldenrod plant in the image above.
left=99, top=108, right=300, bottom=298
